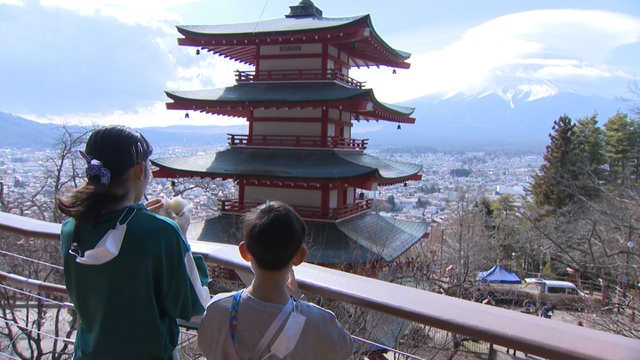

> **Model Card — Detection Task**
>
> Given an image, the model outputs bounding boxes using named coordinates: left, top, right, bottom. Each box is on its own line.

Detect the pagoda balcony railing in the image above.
left=235, top=69, right=365, bottom=89
left=218, top=198, right=372, bottom=221
left=1, top=211, right=639, bottom=360
left=228, top=134, right=368, bottom=150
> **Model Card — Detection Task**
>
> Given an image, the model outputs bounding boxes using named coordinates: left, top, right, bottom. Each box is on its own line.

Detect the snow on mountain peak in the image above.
left=468, top=81, right=560, bottom=108
left=449, top=63, right=622, bottom=108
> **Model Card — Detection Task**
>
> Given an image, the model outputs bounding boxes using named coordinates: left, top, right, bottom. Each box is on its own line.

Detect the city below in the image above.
left=0, top=144, right=543, bottom=224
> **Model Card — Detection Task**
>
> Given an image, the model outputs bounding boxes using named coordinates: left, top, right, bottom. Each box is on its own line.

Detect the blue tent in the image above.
left=477, top=264, right=521, bottom=284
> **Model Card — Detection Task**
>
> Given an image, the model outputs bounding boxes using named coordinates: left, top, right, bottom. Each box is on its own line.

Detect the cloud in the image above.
left=536, top=66, right=611, bottom=79
left=38, top=0, right=195, bottom=31
left=0, top=0, right=254, bottom=127
left=169, top=55, right=248, bottom=91
left=0, top=2, right=183, bottom=116
left=27, top=101, right=247, bottom=128
left=360, top=9, right=640, bottom=103
left=4, top=4, right=640, bottom=129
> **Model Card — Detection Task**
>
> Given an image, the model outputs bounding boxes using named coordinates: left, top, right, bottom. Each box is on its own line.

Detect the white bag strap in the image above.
left=248, top=299, right=294, bottom=360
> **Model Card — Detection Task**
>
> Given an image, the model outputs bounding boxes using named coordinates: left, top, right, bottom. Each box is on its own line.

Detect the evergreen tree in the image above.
left=530, top=115, right=577, bottom=209
left=572, top=113, right=606, bottom=198
left=386, top=194, right=397, bottom=209
left=632, top=119, right=640, bottom=182
left=491, top=194, right=517, bottom=218
left=603, top=111, right=636, bottom=184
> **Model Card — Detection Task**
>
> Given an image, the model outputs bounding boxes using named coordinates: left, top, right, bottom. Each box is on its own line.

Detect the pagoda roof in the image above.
left=176, top=13, right=410, bottom=68
left=335, top=212, right=429, bottom=262
left=151, top=149, right=422, bottom=185
left=166, top=83, right=415, bottom=123
left=179, top=15, right=367, bottom=36
left=187, top=212, right=428, bottom=264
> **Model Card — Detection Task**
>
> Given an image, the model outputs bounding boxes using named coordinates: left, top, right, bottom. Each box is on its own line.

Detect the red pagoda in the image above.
left=152, top=0, right=428, bottom=265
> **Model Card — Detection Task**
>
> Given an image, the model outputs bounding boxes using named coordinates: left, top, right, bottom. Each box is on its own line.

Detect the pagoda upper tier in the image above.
left=165, top=83, right=415, bottom=124
left=176, top=6, right=410, bottom=69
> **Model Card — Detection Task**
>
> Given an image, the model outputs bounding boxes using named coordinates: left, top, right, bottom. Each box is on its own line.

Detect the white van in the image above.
left=524, top=278, right=587, bottom=296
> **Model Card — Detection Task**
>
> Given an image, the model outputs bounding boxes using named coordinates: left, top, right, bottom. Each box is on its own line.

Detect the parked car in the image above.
left=476, top=278, right=599, bottom=310
left=524, top=278, right=587, bottom=296
left=524, top=278, right=597, bottom=310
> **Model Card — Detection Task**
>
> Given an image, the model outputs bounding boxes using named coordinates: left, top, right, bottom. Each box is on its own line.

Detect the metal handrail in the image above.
left=1, top=211, right=640, bottom=360
left=235, top=69, right=365, bottom=89
left=218, top=199, right=372, bottom=220
left=228, top=134, right=368, bottom=150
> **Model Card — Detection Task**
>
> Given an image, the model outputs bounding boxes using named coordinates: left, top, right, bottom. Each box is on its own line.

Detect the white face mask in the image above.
left=261, top=308, right=306, bottom=360
left=73, top=207, right=136, bottom=265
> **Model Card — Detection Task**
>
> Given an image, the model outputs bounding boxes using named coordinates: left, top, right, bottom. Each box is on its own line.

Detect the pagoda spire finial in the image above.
left=286, top=0, right=323, bottom=18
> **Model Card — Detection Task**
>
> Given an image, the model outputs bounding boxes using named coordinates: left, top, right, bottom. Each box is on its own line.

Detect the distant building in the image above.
left=396, top=198, right=416, bottom=211
left=495, top=185, right=526, bottom=196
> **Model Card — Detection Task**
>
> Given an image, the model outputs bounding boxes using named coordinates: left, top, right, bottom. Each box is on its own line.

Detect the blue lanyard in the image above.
left=229, top=291, right=243, bottom=359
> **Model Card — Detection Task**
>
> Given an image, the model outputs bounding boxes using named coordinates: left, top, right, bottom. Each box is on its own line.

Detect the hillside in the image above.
left=0, top=89, right=627, bottom=153
left=0, top=112, right=61, bottom=149
left=0, top=112, right=241, bottom=150
left=358, top=92, right=623, bottom=153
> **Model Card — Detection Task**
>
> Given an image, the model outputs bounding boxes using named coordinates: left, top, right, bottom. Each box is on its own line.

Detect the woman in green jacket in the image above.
left=58, top=125, right=209, bottom=360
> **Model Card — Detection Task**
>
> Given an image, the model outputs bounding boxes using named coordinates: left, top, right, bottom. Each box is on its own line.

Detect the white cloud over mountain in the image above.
left=1, top=2, right=639, bottom=128
left=364, top=9, right=640, bottom=105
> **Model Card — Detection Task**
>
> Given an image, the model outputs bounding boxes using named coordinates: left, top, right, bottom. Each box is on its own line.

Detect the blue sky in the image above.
left=1, top=0, right=639, bottom=127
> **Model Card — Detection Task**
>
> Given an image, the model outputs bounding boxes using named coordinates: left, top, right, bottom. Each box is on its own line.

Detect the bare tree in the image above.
left=47, top=125, right=93, bottom=223
left=433, top=190, right=497, bottom=299
left=0, top=124, right=90, bottom=359
left=146, top=177, right=236, bottom=222
left=521, top=175, right=640, bottom=338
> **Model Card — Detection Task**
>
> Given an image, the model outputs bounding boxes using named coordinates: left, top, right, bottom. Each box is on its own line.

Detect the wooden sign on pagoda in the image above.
left=152, top=0, right=427, bottom=265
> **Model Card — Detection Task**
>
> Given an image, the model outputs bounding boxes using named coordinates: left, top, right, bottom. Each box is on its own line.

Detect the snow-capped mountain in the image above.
left=459, top=66, right=624, bottom=106
left=358, top=70, right=629, bottom=152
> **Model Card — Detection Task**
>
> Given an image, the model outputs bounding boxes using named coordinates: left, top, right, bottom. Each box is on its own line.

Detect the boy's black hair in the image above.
left=242, top=201, right=306, bottom=271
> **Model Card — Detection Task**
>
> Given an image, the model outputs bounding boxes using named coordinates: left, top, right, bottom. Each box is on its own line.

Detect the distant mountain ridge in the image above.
left=358, top=91, right=623, bottom=152
left=354, top=66, right=627, bottom=152
left=0, top=112, right=61, bottom=149
left=140, top=125, right=243, bottom=148
left=0, top=88, right=627, bottom=153
left=0, top=112, right=240, bottom=150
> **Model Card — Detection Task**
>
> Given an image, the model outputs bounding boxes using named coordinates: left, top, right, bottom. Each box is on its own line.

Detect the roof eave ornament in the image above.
left=285, top=0, right=323, bottom=18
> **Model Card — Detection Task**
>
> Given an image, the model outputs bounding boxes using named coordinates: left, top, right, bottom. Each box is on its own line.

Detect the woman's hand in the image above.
left=165, top=207, right=191, bottom=238
left=144, top=198, right=164, bottom=214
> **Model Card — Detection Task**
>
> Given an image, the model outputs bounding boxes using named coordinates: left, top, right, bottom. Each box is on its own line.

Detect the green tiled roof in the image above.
left=177, top=14, right=410, bottom=61
left=187, top=212, right=428, bottom=264
left=179, top=15, right=367, bottom=36
left=165, top=83, right=415, bottom=117
left=166, top=83, right=366, bottom=103
left=151, top=149, right=422, bottom=182
left=336, top=213, right=429, bottom=261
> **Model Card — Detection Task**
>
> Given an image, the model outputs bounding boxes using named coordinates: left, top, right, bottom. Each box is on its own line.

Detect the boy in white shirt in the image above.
left=198, top=201, right=354, bottom=360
